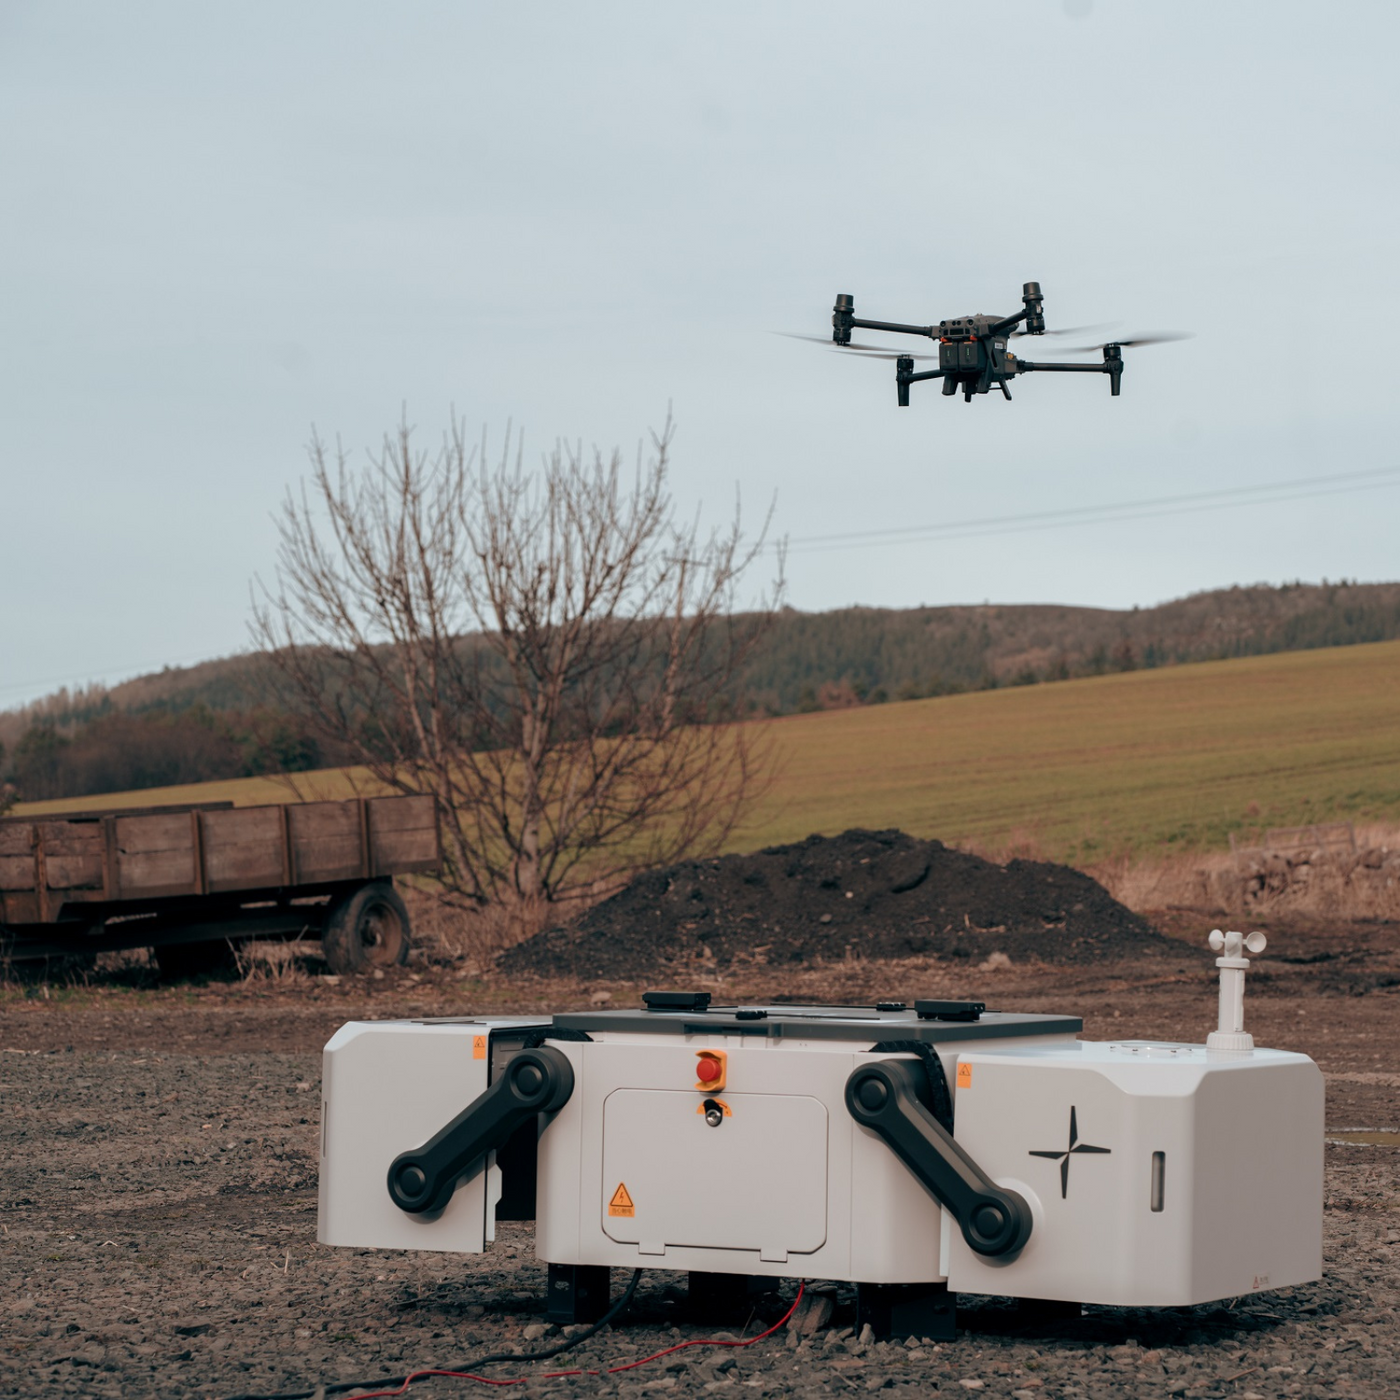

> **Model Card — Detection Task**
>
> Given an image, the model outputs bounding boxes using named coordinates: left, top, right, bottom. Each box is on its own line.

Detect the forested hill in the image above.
left=742, top=579, right=1400, bottom=708
left=4, top=580, right=1399, bottom=802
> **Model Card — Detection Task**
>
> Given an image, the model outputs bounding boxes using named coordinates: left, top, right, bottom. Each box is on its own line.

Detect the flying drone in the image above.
left=795, top=282, right=1187, bottom=405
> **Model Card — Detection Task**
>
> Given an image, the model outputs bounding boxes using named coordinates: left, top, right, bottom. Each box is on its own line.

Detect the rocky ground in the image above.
left=2, top=914, right=1398, bottom=1399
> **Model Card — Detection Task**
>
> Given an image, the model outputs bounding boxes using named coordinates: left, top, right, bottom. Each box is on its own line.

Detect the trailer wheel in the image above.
left=322, top=884, right=411, bottom=975
left=154, top=939, right=238, bottom=981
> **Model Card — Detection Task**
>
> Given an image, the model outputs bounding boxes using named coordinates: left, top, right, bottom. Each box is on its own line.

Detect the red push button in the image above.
left=694, top=1050, right=726, bottom=1090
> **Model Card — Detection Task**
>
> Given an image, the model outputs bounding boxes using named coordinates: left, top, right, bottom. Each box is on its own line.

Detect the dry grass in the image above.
left=962, top=821, right=1400, bottom=922
left=397, top=887, right=590, bottom=970
left=231, top=940, right=317, bottom=987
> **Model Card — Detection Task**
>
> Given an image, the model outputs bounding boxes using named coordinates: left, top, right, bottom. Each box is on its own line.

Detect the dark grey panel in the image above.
left=549, top=1006, right=1081, bottom=1044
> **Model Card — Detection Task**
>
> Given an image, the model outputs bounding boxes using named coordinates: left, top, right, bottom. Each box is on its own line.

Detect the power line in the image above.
left=0, top=651, right=229, bottom=705
left=783, top=466, right=1400, bottom=555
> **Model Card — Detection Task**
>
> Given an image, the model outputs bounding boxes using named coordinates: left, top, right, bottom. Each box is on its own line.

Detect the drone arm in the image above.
left=990, top=282, right=1046, bottom=338
left=833, top=294, right=935, bottom=346
left=1015, top=354, right=1123, bottom=396
left=850, top=317, right=936, bottom=339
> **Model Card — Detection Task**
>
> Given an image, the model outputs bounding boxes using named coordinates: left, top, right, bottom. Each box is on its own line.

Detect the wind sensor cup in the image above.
left=1206, top=929, right=1268, bottom=1052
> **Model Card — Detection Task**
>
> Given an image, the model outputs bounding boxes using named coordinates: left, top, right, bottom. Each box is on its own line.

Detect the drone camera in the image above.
left=833, top=293, right=854, bottom=345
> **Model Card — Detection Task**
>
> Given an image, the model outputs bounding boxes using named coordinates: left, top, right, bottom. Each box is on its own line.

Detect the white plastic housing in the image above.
left=944, top=1040, right=1323, bottom=1305
left=317, top=1018, right=543, bottom=1252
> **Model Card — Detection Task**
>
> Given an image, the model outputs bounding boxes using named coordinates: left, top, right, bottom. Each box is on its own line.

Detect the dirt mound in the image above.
left=500, top=828, right=1183, bottom=980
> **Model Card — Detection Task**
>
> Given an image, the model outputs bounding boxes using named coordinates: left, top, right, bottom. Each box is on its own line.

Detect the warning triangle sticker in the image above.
left=608, top=1182, right=635, bottom=1217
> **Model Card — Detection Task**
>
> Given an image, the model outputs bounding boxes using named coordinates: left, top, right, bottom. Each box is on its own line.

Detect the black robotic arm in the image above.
left=846, top=1058, right=1032, bottom=1258
left=386, top=1046, right=575, bottom=1216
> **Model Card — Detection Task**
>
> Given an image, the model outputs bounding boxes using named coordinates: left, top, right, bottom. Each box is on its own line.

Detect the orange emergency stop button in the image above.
left=695, top=1050, right=726, bottom=1090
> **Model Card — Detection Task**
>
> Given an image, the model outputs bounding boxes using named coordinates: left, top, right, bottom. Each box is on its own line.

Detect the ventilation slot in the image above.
left=1150, top=1151, right=1166, bottom=1212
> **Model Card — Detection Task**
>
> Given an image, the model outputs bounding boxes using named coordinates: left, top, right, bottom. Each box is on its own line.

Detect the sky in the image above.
left=3, top=2, right=1398, bottom=709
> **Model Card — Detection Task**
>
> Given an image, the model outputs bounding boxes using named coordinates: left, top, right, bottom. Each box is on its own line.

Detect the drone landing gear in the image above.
left=896, top=357, right=949, bottom=407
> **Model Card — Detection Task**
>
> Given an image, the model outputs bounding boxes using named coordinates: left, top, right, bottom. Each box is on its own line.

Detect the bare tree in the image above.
left=252, top=414, right=783, bottom=913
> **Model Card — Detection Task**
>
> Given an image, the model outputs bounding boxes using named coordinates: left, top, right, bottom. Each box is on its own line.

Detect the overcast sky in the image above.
left=4, top=2, right=1397, bottom=709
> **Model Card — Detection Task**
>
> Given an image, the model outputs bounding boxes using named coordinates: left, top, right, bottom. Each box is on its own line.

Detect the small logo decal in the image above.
left=1029, top=1106, right=1111, bottom=1198
left=608, top=1182, right=635, bottom=1218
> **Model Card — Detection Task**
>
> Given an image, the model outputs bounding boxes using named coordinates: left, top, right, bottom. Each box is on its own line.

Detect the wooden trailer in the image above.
left=0, top=793, right=440, bottom=976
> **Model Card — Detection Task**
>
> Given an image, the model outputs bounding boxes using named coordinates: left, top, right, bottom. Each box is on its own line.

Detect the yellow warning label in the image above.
left=956, top=1062, right=973, bottom=1089
left=608, top=1183, right=635, bottom=1217
left=472, top=1035, right=487, bottom=1060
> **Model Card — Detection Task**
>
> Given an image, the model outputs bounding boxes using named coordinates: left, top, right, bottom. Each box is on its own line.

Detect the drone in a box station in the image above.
left=788, top=282, right=1188, bottom=404
left=319, top=929, right=1323, bottom=1353
left=313, top=287, right=1307, bottom=1383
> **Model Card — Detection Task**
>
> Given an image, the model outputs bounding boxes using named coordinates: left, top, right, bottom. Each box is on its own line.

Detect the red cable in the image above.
left=341, top=1282, right=806, bottom=1397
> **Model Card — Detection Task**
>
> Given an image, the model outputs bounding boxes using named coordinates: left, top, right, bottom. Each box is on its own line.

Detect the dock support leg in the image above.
left=1015, top=1296, right=1081, bottom=1322
left=856, top=1281, right=957, bottom=1341
left=688, top=1272, right=776, bottom=1324
left=544, top=1263, right=612, bottom=1325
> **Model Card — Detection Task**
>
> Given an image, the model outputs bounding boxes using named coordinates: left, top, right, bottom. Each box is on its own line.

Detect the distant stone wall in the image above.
left=1200, top=838, right=1400, bottom=916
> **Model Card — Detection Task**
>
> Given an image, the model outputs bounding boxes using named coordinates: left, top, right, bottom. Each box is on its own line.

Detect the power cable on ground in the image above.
left=223, top=1273, right=805, bottom=1400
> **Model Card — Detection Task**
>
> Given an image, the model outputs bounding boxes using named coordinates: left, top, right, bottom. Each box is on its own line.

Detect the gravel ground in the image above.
left=2, top=940, right=1398, bottom=1399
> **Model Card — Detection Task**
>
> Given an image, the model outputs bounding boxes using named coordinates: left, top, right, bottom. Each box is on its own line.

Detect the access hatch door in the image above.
left=600, top=1089, right=828, bottom=1261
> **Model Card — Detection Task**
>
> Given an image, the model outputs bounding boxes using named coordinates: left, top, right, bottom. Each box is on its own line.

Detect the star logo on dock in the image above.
left=1029, top=1106, right=1111, bottom=1198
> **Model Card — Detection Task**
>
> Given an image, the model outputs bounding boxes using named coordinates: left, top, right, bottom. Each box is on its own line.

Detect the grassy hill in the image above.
left=18, top=639, right=1400, bottom=862
left=8, top=579, right=1400, bottom=806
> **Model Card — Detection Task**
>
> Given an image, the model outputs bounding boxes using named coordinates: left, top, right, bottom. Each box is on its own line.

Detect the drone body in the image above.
left=828, top=282, right=1178, bottom=405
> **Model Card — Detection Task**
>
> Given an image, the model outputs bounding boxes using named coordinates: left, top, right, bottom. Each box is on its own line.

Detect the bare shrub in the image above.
left=253, top=414, right=784, bottom=920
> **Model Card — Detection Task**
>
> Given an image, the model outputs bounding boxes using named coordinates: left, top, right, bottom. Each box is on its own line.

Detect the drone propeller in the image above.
left=1010, top=321, right=1119, bottom=340
left=843, top=351, right=938, bottom=362
left=776, top=331, right=937, bottom=362
left=1058, top=331, right=1194, bottom=353
left=777, top=331, right=909, bottom=352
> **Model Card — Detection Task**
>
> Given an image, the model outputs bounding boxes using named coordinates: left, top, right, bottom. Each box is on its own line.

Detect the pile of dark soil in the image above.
left=500, top=828, right=1185, bottom=980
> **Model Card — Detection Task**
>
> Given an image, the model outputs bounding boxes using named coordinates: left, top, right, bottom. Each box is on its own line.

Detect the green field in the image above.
left=17, top=641, right=1400, bottom=861
left=751, top=639, right=1400, bottom=860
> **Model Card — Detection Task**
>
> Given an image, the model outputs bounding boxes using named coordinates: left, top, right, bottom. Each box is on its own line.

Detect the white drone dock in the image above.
left=318, top=931, right=1321, bottom=1337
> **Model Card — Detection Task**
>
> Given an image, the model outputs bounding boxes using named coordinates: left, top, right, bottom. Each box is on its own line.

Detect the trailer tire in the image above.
left=154, top=939, right=238, bottom=981
left=322, top=883, right=411, bottom=975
